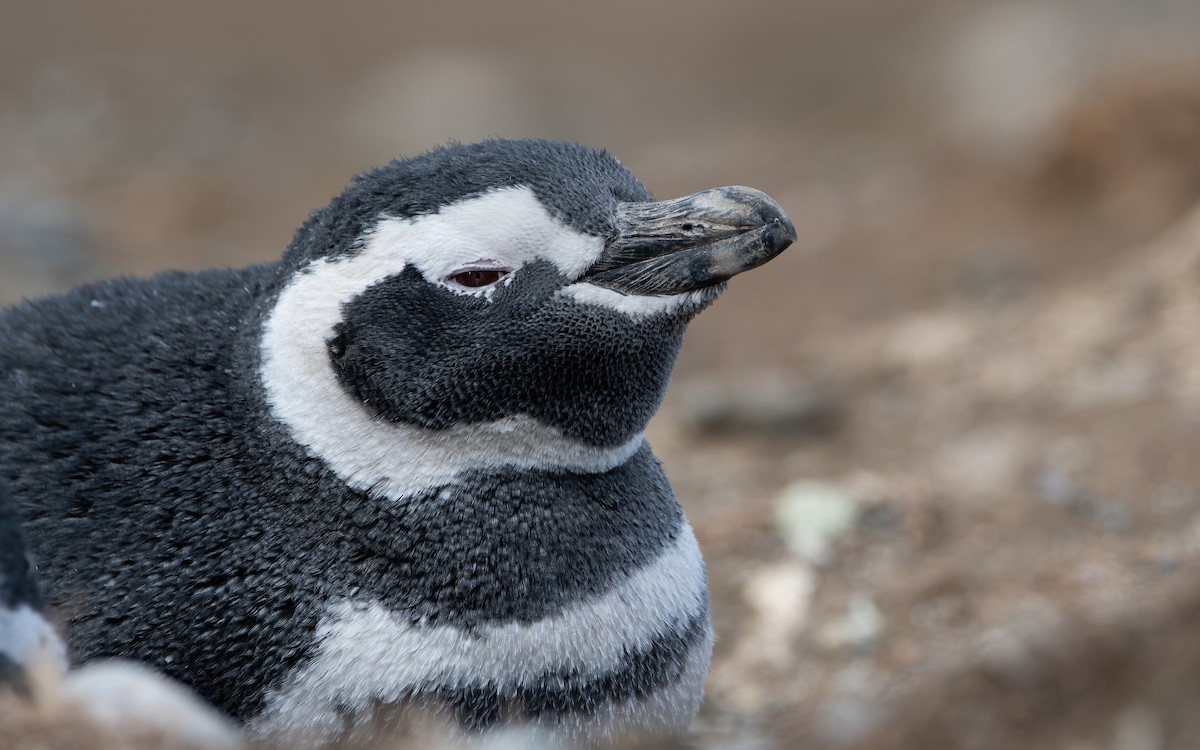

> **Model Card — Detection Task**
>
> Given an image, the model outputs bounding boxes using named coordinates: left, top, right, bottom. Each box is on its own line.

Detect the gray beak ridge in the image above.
left=582, top=186, right=796, bottom=296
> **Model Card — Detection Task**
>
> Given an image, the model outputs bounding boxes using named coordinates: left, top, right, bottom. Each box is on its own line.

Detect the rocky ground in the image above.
left=4, top=1, right=1200, bottom=748
left=679, top=193, right=1200, bottom=750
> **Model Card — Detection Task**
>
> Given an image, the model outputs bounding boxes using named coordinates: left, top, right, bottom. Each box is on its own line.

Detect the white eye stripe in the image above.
left=450, top=264, right=509, bottom=273
left=358, top=186, right=605, bottom=286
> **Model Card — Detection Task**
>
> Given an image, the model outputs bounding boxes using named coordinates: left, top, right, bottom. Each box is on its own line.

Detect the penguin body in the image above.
left=0, top=140, right=794, bottom=745
left=1, top=482, right=241, bottom=748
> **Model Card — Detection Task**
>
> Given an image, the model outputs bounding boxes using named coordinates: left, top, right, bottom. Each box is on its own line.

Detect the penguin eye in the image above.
left=449, top=269, right=508, bottom=289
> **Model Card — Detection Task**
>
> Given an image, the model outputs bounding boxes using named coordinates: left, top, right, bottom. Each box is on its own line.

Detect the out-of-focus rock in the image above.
left=1035, top=466, right=1090, bottom=510
left=1114, top=705, right=1165, bottom=750
left=885, top=312, right=974, bottom=368
left=710, top=560, right=817, bottom=713
left=676, top=373, right=840, bottom=439
left=815, top=694, right=886, bottom=748
left=932, top=427, right=1027, bottom=499
left=1094, top=502, right=1135, bottom=534
left=688, top=701, right=781, bottom=750
left=953, top=244, right=1034, bottom=305
left=775, top=480, right=860, bottom=565
left=1065, top=357, right=1156, bottom=409
left=801, top=577, right=1200, bottom=750
left=744, top=561, right=818, bottom=647
left=815, top=595, right=885, bottom=655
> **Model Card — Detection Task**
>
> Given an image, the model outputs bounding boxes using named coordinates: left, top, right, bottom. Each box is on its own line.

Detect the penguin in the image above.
left=0, top=139, right=795, bottom=747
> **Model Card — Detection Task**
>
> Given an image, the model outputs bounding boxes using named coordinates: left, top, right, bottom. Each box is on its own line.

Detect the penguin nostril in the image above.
left=449, top=270, right=507, bottom=288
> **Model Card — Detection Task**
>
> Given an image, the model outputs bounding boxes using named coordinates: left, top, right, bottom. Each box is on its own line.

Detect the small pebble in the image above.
left=816, top=595, right=885, bottom=654
left=775, top=480, right=860, bottom=564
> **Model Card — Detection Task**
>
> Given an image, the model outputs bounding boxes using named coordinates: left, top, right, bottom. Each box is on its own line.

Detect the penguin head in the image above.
left=262, top=140, right=794, bottom=487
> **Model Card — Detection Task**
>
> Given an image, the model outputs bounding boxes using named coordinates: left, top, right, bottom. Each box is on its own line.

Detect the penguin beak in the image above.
left=581, top=186, right=797, bottom=296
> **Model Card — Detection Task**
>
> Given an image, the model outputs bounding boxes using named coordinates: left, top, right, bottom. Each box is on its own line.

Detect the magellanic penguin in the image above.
left=0, top=139, right=795, bottom=747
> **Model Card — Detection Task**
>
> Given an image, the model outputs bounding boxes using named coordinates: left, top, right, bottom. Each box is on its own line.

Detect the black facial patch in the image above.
left=330, top=262, right=697, bottom=446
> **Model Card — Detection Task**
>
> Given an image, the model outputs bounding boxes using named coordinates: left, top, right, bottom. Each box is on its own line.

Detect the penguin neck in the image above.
left=256, top=270, right=646, bottom=501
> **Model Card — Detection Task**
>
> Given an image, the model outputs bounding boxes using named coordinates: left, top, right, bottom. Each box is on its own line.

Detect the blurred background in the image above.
left=4, top=1, right=1200, bottom=747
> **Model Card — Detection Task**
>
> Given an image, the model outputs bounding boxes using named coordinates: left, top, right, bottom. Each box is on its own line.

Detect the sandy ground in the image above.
left=4, top=1, right=1200, bottom=747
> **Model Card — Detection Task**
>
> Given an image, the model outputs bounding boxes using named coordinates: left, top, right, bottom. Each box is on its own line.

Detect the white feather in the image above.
left=249, top=526, right=711, bottom=744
